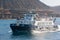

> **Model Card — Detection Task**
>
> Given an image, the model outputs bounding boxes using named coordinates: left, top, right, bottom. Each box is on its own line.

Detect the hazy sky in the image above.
left=40, top=0, right=60, bottom=6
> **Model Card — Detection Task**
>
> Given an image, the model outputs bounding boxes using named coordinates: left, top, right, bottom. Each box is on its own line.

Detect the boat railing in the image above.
left=35, top=17, right=53, bottom=21
left=16, top=19, right=35, bottom=24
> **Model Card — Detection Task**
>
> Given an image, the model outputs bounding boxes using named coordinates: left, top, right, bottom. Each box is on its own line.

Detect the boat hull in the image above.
left=10, top=24, right=32, bottom=34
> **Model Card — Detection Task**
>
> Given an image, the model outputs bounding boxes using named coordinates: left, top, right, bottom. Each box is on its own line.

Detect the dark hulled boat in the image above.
left=10, top=13, right=35, bottom=34
left=10, top=24, right=32, bottom=34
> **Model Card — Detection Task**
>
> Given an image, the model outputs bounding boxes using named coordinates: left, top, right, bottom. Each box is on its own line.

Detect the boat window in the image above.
left=24, top=14, right=34, bottom=20
left=26, top=17, right=31, bottom=20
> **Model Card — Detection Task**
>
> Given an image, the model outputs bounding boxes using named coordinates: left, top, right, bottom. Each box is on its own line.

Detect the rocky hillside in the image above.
left=0, top=0, right=51, bottom=19
left=0, top=0, right=49, bottom=10
left=50, top=6, right=60, bottom=14
left=51, top=6, right=60, bottom=11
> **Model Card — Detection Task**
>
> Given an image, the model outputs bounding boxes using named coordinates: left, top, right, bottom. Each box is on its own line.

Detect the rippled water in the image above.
left=0, top=18, right=60, bottom=40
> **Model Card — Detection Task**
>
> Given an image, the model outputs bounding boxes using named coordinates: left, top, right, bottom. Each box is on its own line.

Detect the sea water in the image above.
left=0, top=18, right=60, bottom=40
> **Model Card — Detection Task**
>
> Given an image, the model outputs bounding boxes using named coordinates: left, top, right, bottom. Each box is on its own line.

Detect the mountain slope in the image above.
left=0, top=0, right=49, bottom=10
left=51, top=6, right=60, bottom=12
left=50, top=6, right=60, bottom=15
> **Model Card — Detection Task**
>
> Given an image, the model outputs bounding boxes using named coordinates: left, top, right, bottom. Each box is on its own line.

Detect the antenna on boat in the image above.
left=53, top=17, right=56, bottom=22
left=16, top=17, right=20, bottom=23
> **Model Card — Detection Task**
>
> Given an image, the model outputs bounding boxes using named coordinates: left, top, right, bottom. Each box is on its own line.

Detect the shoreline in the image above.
left=0, top=19, right=16, bottom=20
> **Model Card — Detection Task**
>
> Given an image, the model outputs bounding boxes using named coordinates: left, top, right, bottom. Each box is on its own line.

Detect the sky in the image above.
left=40, top=0, right=60, bottom=7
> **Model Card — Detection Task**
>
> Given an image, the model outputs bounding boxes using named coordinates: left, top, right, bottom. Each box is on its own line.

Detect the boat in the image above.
left=32, top=15, right=60, bottom=33
left=10, top=13, right=60, bottom=34
left=10, top=13, right=35, bottom=34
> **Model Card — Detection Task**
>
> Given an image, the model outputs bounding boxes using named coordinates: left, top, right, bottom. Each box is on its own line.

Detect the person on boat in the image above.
left=16, top=17, right=20, bottom=26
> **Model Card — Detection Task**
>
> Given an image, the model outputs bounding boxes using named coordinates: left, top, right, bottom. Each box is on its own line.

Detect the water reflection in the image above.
left=10, top=32, right=34, bottom=40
